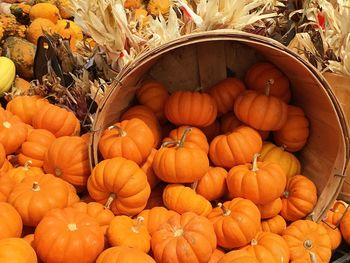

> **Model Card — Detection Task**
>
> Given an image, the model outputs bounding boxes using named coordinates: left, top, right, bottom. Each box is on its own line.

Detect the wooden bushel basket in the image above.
left=89, top=30, right=350, bottom=222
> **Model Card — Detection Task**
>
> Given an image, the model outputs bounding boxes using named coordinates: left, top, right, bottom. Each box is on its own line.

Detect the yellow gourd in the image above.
left=0, top=57, right=16, bottom=97
left=55, top=19, right=83, bottom=51
left=29, top=3, right=60, bottom=23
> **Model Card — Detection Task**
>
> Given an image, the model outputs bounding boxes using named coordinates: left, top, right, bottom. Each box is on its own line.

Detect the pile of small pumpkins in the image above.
left=0, top=58, right=350, bottom=263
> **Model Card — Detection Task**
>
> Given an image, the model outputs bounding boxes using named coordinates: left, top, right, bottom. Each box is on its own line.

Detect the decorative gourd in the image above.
left=6, top=96, right=49, bottom=125
left=0, top=173, right=15, bottom=202
left=18, top=129, right=56, bottom=168
left=209, top=126, right=262, bottom=169
left=96, top=246, right=156, bottom=263
left=87, top=157, right=151, bottom=216
left=0, top=109, right=28, bottom=154
left=220, top=112, right=241, bottom=134
left=136, top=80, right=169, bottom=122
left=98, top=118, right=154, bottom=165
left=234, top=90, right=288, bottom=131
left=227, top=154, right=286, bottom=205
left=152, top=212, right=217, bottom=263
left=259, top=142, right=301, bottom=179
left=5, top=161, right=44, bottom=184
left=273, top=105, right=310, bottom=152
left=29, top=3, right=59, bottom=23
left=2, top=37, right=36, bottom=79
left=138, top=206, right=178, bottom=235
left=164, top=90, right=217, bottom=127
left=7, top=173, right=79, bottom=226
left=0, top=56, right=15, bottom=97
left=282, top=220, right=332, bottom=262
left=245, top=62, right=291, bottom=103
left=145, top=183, right=165, bottom=209
left=121, top=105, right=161, bottom=147
left=219, top=250, right=259, bottom=263
left=200, top=119, right=220, bottom=142
left=324, top=200, right=348, bottom=226
left=280, top=175, right=317, bottom=221
left=124, top=0, right=141, bottom=9
left=153, top=127, right=209, bottom=183
left=140, top=148, right=160, bottom=189
left=147, top=0, right=170, bottom=16
left=43, top=136, right=90, bottom=190
left=340, top=208, right=350, bottom=244
left=209, top=248, right=225, bottom=263
left=0, top=202, right=22, bottom=239
left=32, top=103, right=80, bottom=137
left=0, top=238, right=37, bottom=263
left=257, top=198, right=282, bottom=219
left=320, top=222, right=342, bottom=250
left=107, top=215, right=151, bottom=253
left=55, top=19, right=83, bottom=51
left=195, top=166, right=228, bottom=201
left=207, top=198, right=261, bottom=249
left=26, top=18, right=56, bottom=44
left=163, top=184, right=212, bottom=216
left=209, top=78, right=246, bottom=116
left=261, top=215, right=287, bottom=235
left=243, top=232, right=290, bottom=262
left=163, top=125, right=209, bottom=154
left=34, top=207, right=104, bottom=263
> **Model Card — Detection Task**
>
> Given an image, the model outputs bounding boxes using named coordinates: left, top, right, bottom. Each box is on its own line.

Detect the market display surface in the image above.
left=0, top=0, right=350, bottom=262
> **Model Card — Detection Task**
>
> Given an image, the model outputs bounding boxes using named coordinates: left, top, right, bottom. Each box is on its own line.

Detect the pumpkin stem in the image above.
left=280, top=144, right=287, bottom=151
left=32, top=181, right=40, bottom=192
left=304, top=239, right=313, bottom=250
left=67, top=223, right=78, bottom=231
left=178, top=127, right=192, bottom=148
left=131, top=216, right=144, bottom=233
left=104, top=193, right=116, bottom=209
left=251, top=239, right=258, bottom=246
left=218, top=203, right=231, bottom=216
left=173, top=227, right=184, bottom=237
left=265, top=79, right=274, bottom=96
left=283, top=191, right=289, bottom=198
left=191, top=181, right=198, bottom=191
left=108, top=125, right=127, bottom=137
left=309, top=251, right=318, bottom=263
left=3, top=121, right=11, bottom=129
left=251, top=153, right=260, bottom=172
left=23, top=160, right=32, bottom=171
left=161, top=140, right=179, bottom=148
left=54, top=168, right=62, bottom=177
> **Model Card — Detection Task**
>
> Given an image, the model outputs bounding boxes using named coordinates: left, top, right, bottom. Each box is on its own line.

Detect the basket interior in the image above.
left=92, top=35, right=348, bottom=220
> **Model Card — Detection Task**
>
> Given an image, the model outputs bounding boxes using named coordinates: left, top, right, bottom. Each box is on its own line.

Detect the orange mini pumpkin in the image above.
left=140, top=148, right=160, bottom=189
left=209, top=126, right=262, bottom=169
left=26, top=18, right=56, bottom=44
left=55, top=19, right=83, bottom=51
left=257, top=198, right=282, bottom=219
left=0, top=202, right=23, bottom=240
left=261, top=215, right=287, bottom=235
left=0, top=143, right=5, bottom=168
left=96, top=246, right=155, bottom=263
left=320, top=222, right=342, bottom=251
left=219, top=250, right=258, bottom=263
left=29, top=3, right=60, bottom=23
left=0, top=173, right=15, bottom=202
left=164, top=90, right=217, bottom=127
left=209, top=248, right=225, bottom=263
left=151, top=212, right=217, bottom=263
left=234, top=90, right=288, bottom=131
left=340, top=208, right=350, bottom=244
left=0, top=238, right=37, bottom=263
left=324, top=200, right=348, bottom=226
left=98, top=118, right=154, bottom=165
left=5, top=161, right=44, bottom=184
left=32, top=103, right=80, bottom=137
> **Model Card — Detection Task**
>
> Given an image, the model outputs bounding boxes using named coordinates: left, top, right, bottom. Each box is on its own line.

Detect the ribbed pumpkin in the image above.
left=163, top=125, right=209, bottom=154
left=208, top=198, right=261, bottom=249
left=163, top=184, right=212, bottom=216
left=0, top=143, right=5, bottom=168
left=5, top=162, right=44, bottom=184
left=0, top=56, right=16, bottom=97
left=320, top=222, right=342, bottom=251
left=219, top=250, right=259, bottom=263
left=257, top=198, right=282, bottom=219
left=259, top=142, right=301, bottom=179
left=280, top=175, right=317, bottom=222
left=273, top=105, right=310, bottom=152
left=43, top=136, right=90, bottom=190
left=220, top=112, right=241, bottom=134
left=340, top=208, right=350, bottom=244
left=261, top=215, right=287, bottom=235
left=209, top=78, right=246, bottom=116
left=120, top=105, right=161, bottom=147
left=243, top=232, right=290, bottom=263
left=34, top=207, right=105, bottom=263
left=282, top=220, right=332, bottom=262
left=96, top=246, right=156, bottom=263
left=98, top=118, right=154, bottom=165
left=0, top=238, right=37, bottom=263
left=324, top=200, right=348, bottom=226
left=140, top=148, right=160, bottom=189
left=55, top=19, right=83, bottom=51
left=7, top=173, right=79, bottom=226
left=0, top=159, right=13, bottom=174
left=32, top=103, right=80, bottom=137
left=6, top=96, right=49, bottom=125
left=138, top=206, right=178, bottom=235
left=0, top=109, right=28, bottom=154
left=209, top=126, right=262, bottom=169
left=226, top=154, right=286, bottom=205
left=234, top=90, right=288, bottom=131
left=151, top=212, right=217, bottom=263
left=87, top=157, right=151, bottom=216
left=245, top=62, right=291, bottom=103
left=29, top=3, right=59, bottom=23
left=26, top=18, right=56, bottom=44
left=208, top=248, right=225, bottom=263
left=0, top=173, right=15, bottom=202
left=107, top=215, right=151, bottom=253
left=164, top=90, right=217, bottom=127
left=195, top=166, right=228, bottom=201
left=18, top=129, right=56, bottom=168
left=153, top=127, right=209, bottom=183
left=136, top=80, right=169, bottom=122
left=0, top=202, right=23, bottom=239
